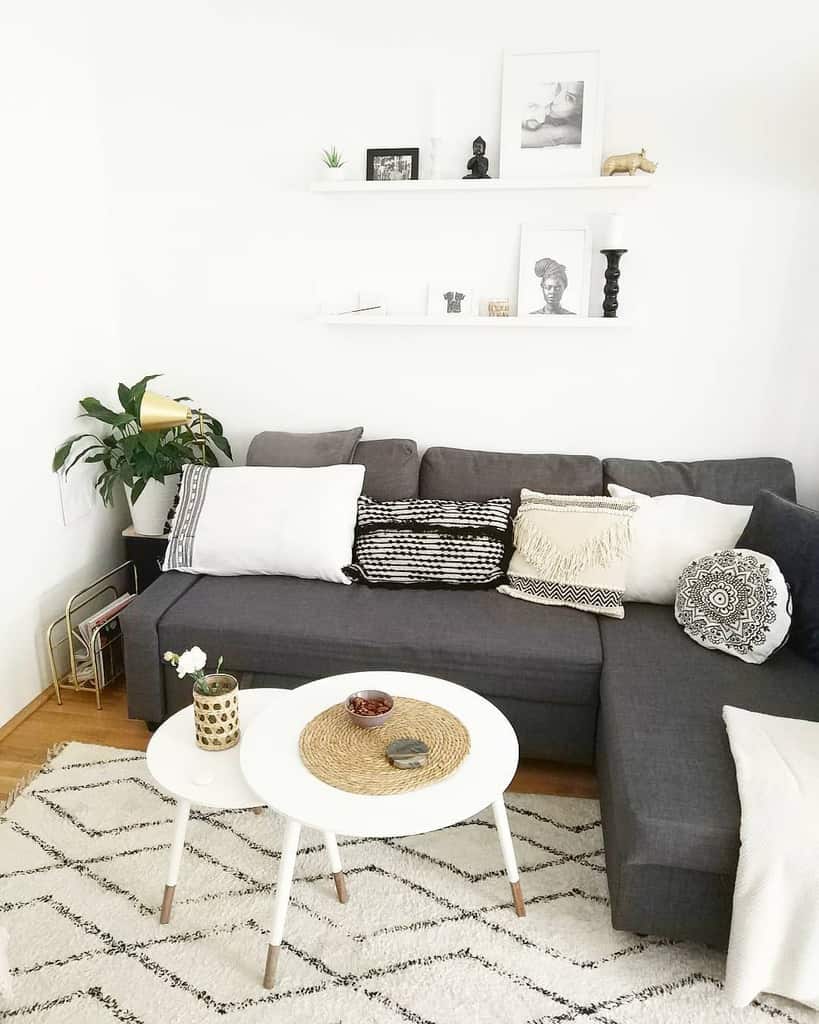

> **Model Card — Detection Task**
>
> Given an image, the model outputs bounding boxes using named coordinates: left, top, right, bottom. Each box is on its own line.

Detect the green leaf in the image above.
left=65, top=443, right=104, bottom=473
left=211, top=433, right=233, bottom=460
left=79, top=397, right=125, bottom=425
left=129, top=477, right=148, bottom=504
left=130, top=374, right=163, bottom=421
left=52, top=433, right=101, bottom=471
left=140, top=431, right=160, bottom=454
left=117, top=382, right=132, bottom=413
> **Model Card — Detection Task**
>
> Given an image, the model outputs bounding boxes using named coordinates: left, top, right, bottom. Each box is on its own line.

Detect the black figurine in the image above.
left=463, top=136, right=490, bottom=179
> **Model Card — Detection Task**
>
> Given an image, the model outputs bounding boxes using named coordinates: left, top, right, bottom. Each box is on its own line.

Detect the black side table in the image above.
left=123, top=527, right=169, bottom=592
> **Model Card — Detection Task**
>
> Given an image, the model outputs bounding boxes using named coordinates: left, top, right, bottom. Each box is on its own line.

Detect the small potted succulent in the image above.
left=321, top=145, right=346, bottom=182
left=164, top=646, right=239, bottom=750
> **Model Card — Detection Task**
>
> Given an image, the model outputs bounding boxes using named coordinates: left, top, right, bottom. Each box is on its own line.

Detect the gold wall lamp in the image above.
left=138, top=391, right=207, bottom=465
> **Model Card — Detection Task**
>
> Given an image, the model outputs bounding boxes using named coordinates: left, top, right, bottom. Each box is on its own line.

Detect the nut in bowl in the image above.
left=345, top=690, right=395, bottom=729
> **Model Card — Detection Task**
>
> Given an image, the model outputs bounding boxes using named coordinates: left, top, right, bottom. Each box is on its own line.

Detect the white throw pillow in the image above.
left=607, top=484, right=751, bottom=604
left=163, top=464, right=365, bottom=584
left=676, top=549, right=791, bottom=664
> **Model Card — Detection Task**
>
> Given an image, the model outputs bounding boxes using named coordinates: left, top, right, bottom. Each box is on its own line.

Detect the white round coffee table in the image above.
left=146, top=688, right=346, bottom=924
left=240, top=671, right=523, bottom=989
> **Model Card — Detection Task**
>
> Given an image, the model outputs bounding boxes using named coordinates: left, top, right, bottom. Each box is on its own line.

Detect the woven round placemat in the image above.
left=298, top=697, right=470, bottom=796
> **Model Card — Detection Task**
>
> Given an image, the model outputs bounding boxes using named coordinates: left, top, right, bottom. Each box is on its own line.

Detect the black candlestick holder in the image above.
left=601, top=249, right=627, bottom=318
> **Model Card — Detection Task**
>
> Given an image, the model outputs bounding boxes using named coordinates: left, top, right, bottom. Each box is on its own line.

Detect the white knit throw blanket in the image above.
left=723, top=706, right=819, bottom=1010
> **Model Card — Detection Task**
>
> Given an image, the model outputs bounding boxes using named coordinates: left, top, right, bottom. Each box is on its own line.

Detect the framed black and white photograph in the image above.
left=366, top=148, right=420, bottom=182
left=516, top=226, right=591, bottom=318
left=499, top=51, right=601, bottom=179
left=427, top=281, right=476, bottom=317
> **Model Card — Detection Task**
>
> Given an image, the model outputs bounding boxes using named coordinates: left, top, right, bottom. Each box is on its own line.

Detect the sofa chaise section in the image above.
left=597, top=604, right=819, bottom=948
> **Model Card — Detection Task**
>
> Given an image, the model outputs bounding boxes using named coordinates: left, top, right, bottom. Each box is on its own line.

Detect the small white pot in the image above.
left=323, top=164, right=346, bottom=182
left=125, top=474, right=180, bottom=536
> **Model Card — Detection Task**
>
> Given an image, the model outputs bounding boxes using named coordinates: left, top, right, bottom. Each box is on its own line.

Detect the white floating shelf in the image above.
left=321, top=315, right=630, bottom=328
left=311, top=176, right=652, bottom=194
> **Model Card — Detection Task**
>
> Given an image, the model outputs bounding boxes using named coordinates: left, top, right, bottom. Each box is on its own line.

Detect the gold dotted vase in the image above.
left=193, top=674, right=239, bottom=751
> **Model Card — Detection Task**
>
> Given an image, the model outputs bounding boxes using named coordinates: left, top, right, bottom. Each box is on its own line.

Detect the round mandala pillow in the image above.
left=675, top=549, right=791, bottom=664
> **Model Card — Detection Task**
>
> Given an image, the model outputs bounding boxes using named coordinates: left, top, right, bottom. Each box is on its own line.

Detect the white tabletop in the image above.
left=239, top=672, right=519, bottom=838
left=147, top=688, right=288, bottom=809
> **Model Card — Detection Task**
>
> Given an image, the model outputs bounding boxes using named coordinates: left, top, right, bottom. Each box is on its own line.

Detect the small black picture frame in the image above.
left=366, top=148, right=420, bottom=182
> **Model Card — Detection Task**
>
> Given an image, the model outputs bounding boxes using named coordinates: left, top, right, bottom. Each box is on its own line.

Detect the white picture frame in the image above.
left=516, top=226, right=591, bottom=319
left=426, top=282, right=477, bottom=317
left=499, top=50, right=602, bottom=180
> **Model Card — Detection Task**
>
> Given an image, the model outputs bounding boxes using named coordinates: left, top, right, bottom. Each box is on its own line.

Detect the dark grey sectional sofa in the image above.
left=121, top=439, right=819, bottom=948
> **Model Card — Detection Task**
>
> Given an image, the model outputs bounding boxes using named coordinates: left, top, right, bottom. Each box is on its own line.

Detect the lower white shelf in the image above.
left=321, top=315, right=630, bottom=328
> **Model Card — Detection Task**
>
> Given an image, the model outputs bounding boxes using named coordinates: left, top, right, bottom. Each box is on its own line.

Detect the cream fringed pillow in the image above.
left=497, top=490, right=638, bottom=618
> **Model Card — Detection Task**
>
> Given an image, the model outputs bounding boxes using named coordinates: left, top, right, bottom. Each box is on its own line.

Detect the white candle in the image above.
left=431, top=88, right=442, bottom=139
left=604, top=214, right=626, bottom=250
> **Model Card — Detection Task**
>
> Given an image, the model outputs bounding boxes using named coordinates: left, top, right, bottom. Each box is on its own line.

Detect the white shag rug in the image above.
left=0, top=742, right=814, bottom=1024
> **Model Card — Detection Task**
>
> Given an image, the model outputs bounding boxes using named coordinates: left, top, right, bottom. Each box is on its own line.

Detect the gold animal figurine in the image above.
left=601, top=148, right=658, bottom=176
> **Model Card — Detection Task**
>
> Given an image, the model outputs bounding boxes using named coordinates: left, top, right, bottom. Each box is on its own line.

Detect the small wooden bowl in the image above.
left=344, top=690, right=395, bottom=729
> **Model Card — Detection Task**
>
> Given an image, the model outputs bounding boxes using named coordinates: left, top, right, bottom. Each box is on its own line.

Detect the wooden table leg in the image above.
left=160, top=798, right=191, bottom=924
left=492, top=795, right=525, bottom=917
left=322, top=831, right=347, bottom=903
left=263, top=817, right=301, bottom=989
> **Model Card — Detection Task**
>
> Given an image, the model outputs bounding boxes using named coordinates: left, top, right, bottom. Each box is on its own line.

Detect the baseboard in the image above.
left=0, top=686, right=54, bottom=743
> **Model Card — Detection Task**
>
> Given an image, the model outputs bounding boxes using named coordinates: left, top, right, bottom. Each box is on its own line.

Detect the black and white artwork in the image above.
left=516, top=227, right=590, bottom=318
left=427, top=281, right=476, bottom=317
left=366, top=148, right=420, bottom=182
left=500, top=51, right=601, bottom=178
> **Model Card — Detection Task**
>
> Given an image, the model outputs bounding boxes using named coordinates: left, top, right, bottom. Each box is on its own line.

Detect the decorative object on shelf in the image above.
left=675, top=549, right=792, bottom=665
left=427, top=280, right=477, bottom=316
left=602, top=147, right=657, bottom=176
left=601, top=248, right=627, bottom=318
left=463, top=135, right=491, bottom=178
left=386, top=738, right=429, bottom=769
left=488, top=298, right=511, bottom=317
left=366, top=147, right=420, bottom=181
left=46, top=560, right=137, bottom=710
left=345, top=689, right=395, bottom=729
left=321, top=144, right=346, bottom=181
left=500, top=50, right=601, bottom=179
left=517, top=225, right=591, bottom=317
left=52, top=374, right=232, bottom=536
left=164, top=646, right=239, bottom=750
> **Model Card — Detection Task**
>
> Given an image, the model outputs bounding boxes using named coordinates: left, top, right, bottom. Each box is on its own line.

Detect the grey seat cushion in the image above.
left=603, top=456, right=796, bottom=504
left=246, top=427, right=363, bottom=467
left=157, top=575, right=602, bottom=707
left=598, top=604, right=819, bottom=876
left=420, top=447, right=603, bottom=510
left=353, top=438, right=420, bottom=499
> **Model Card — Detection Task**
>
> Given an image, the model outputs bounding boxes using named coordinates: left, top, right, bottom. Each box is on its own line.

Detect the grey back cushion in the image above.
left=246, top=427, right=363, bottom=467
left=353, top=439, right=420, bottom=500
left=420, top=447, right=603, bottom=509
left=603, top=457, right=796, bottom=504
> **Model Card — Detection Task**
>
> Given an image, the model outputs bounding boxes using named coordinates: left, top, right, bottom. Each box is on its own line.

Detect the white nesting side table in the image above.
left=146, top=687, right=346, bottom=923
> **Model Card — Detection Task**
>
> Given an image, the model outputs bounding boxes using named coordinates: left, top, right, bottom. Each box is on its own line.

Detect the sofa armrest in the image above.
left=121, top=571, right=201, bottom=723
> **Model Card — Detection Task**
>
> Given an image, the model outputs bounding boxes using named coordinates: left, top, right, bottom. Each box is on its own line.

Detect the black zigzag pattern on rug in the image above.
left=506, top=576, right=623, bottom=609
left=345, top=496, right=513, bottom=588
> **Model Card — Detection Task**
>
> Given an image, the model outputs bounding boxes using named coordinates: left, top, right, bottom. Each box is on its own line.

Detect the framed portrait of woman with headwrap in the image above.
left=516, top=226, right=591, bottom=318
left=499, top=51, right=601, bottom=179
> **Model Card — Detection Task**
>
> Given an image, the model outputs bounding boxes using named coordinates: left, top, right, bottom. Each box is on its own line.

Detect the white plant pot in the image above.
left=323, top=164, right=346, bottom=182
left=125, top=475, right=180, bottom=536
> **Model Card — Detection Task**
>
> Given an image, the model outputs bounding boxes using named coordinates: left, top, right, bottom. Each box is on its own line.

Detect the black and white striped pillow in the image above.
left=344, top=496, right=513, bottom=588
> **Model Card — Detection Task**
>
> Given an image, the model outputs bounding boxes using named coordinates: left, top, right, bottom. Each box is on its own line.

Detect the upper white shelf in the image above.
left=311, top=176, right=652, bottom=194
left=321, top=315, right=630, bottom=328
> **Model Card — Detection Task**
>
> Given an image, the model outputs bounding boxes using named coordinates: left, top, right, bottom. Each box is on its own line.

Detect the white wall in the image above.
left=3, top=0, right=818, bottom=725
left=0, top=6, right=128, bottom=727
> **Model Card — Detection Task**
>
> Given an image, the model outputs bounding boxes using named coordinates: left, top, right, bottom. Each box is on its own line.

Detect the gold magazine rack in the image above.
left=46, top=560, right=139, bottom=710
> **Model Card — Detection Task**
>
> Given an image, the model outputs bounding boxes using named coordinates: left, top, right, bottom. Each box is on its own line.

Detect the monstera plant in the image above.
left=53, top=374, right=232, bottom=534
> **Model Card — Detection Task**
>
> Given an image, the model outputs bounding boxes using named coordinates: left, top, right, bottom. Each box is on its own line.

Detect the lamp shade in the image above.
left=139, top=391, right=191, bottom=432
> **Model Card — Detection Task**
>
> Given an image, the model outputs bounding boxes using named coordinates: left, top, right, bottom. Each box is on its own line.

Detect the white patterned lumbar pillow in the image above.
left=163, top=464, right=365, bottom=584
left=498, top=490, right=637, bottom=618
left=607, top=484, right=751, bottom=605
left=675, top=549, right=791, bottom=664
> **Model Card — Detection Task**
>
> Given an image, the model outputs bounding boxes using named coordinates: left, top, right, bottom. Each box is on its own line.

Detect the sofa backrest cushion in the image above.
left=603, top=457, right=796, bottom=504
left=353, top=439, right=420, bottom=499
left=246, top=427, right=363, bottom=468
left=419, top=447, right=603, bottom=509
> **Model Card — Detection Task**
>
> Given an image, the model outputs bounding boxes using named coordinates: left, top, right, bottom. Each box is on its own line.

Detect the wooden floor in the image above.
left=0, top=682, right=597, bottom=804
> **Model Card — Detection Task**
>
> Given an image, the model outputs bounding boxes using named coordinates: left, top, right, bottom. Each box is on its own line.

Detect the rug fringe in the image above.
left=0, top=741, right=68, bottom=815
